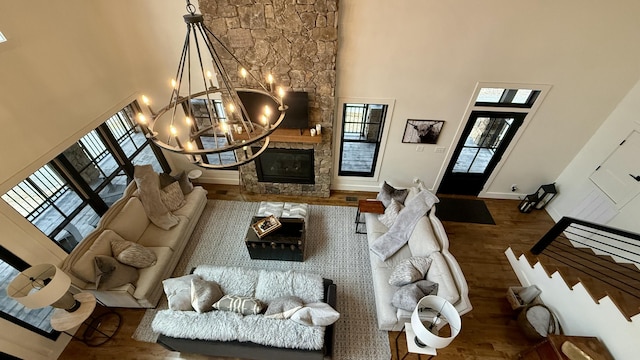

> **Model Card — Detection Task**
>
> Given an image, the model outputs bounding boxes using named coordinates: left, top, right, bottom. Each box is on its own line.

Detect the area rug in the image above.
left=132, top=200, right=391, bottom=360
left=435, top=197, right=496, bottom=225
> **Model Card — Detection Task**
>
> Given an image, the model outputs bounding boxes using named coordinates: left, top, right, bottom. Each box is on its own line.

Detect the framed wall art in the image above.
left=402, top=119, right=445, bottom=144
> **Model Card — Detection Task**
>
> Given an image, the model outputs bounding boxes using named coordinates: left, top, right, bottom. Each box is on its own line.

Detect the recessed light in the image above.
left=0, top=31, right=6, bottom=43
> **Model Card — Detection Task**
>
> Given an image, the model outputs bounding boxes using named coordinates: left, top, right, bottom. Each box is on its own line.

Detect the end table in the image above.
left=50, top=292, right=121, bottom=347
left=355, top=200, right=384, bottom=234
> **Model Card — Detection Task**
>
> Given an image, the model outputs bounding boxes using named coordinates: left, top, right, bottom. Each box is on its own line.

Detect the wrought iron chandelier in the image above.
left=137, top=0, right=287, bottom=169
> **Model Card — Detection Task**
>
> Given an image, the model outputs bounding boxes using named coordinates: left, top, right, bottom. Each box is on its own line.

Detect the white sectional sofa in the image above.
left=365, top=186, right=472, bottom=331
left=61, top=180, right=208, bottom=308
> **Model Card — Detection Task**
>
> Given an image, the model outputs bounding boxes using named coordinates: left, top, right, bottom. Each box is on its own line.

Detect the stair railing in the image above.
left=530, top=216, right=640, bottom=300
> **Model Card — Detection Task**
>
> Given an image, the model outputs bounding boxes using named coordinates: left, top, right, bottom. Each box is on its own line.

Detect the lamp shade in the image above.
left=411, top=295, right=461, bottom=349
left=7, top=264, right=72, bottom=309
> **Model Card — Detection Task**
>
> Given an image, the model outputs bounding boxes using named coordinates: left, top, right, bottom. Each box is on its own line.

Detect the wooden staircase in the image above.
left=510, top=237, right=640, bottom=321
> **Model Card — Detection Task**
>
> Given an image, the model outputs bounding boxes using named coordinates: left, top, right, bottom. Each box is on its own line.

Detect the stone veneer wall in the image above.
left=199, top=0, right=338, bottom=197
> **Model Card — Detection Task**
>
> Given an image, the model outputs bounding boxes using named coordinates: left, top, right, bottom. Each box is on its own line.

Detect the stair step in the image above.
left=523, top=239, right=640, bottom=320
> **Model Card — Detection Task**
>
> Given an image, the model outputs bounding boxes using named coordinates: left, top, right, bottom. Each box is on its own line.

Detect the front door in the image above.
left=438, top=111, right=526, bottom=195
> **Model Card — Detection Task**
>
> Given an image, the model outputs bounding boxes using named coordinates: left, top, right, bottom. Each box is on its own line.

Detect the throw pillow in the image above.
left=213, top=295, right=264, bottom=315
left=391, top=280, right=439, bottom=312
left=163, top=274, right=200, bottom=311
left=190, top=277, right=223, bottom=313
left=160, top=171, right=193, bottom=195
left=94, top=255, right=139, bottom=290
left=290, top=302, right=340, bottom=326
left=378, top=199, right=405, bottom=228
left=389, top=256, right=433, bottom=286
left=134, top=165, right=179, bottom=230
left=160, top=181, right=186, bottom=211
left=110, top=238, right=157, bottom=268
left=377, top=181, right=409, bottom=207
left=264, top=296, right=304, bottom=320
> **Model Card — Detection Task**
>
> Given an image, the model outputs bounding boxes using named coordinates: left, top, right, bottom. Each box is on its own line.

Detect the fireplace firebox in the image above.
left=253, top=148, right=315, bottom=184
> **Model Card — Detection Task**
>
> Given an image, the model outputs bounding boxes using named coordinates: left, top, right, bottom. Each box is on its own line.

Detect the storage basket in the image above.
left=516, top=303, right=561, bottom=340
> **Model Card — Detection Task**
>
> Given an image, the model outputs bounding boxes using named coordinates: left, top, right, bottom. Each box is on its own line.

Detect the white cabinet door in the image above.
left=590, top=130, right=640, bottom=208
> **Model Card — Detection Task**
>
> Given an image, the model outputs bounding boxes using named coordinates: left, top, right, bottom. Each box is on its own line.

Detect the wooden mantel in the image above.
left=233, top=128, right=322, bottom=144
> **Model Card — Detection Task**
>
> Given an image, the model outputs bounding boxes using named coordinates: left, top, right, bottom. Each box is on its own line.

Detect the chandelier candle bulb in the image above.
left=206, top=70, right=214, bottom=89
left=267, top=74, right=274, bottom=92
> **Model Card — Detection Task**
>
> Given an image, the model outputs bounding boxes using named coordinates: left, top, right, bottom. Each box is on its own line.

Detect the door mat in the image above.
left=436, top=197, right=496, bottom=225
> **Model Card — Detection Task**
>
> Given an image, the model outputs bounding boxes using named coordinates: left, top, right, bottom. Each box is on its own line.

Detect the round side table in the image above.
left=50, top=292, right=121, bottom=346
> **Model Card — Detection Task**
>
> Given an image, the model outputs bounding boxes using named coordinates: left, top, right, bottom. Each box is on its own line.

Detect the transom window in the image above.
left=475, top=87, right=540, bottom=108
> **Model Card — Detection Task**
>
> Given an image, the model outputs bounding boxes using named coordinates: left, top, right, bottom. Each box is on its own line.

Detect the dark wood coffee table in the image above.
left=245, top=216, right=306, bottom=261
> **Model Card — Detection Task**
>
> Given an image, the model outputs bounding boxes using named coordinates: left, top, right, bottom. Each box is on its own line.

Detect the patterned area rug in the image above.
left=132, top=200, right=391, bottom=360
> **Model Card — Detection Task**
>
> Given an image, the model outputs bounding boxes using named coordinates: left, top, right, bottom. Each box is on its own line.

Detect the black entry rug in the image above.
left=436, top=197, right=496, bottom=225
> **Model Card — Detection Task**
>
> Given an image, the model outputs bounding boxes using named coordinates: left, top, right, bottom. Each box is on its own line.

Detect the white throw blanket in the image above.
left=151, top=265, right=326, bottom=350
left=370, top=191, right=436, bottom=261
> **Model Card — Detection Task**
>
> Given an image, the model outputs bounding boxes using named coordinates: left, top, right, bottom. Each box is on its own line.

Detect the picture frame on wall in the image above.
left=402, top=119, right=445, bottom=144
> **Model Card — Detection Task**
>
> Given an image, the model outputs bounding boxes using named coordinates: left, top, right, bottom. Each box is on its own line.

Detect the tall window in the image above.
left=188, top=99, right=238, bottom=169
left=0, top=247, right=58, bottom=339
left=1, top=102, right=169, bottom=253
left=338, top=103, right=387, bottom=177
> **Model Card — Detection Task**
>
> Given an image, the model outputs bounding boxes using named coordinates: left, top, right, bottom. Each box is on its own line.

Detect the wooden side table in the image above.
left=518, top=334, right=614, bottom=360
left=355, top=200, right=384, bottom=234
left=51, top=292, right=121, bottom=347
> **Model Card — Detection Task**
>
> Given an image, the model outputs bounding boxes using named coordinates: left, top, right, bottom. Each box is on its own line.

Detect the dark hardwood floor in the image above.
left=59, top=185, right=556, bottom=359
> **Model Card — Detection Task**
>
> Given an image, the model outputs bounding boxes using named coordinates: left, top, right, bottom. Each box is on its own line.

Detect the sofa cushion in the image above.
left=172, top=187, right=207, bottom=220
left=426, top=252, right=460, bottom=305
left=160, top=181, right=186, bottom=211
left=191, top=277, right=223, bottom=313
left=213, top=295, right=264, bottom=315
left=71, top=230, right=117, bottom=283
left=291, top=302, right=340, bottom=326
left=111, top=238, right=157, bottom=268
left=388, top=256, right=433, bottom=287
left=162, top=274, right=200, bottom=311
left=160, top=171, right=193, bottom=195
left=377, top=181, right=409, bottom=207
left=136, top=215, right=190, bottom=251
left=407, top=216, right=441, bottom=257
left=378, top=198, right=404, bottom=228
left=134, top=246, right=174, bottom=301
left=264, top=296, right=304, bottom=319
left=94, top=255, right=139, bottom=290
left=106, top=197, right=149, bottom=242
left=391, top=280, right=439, bottom=312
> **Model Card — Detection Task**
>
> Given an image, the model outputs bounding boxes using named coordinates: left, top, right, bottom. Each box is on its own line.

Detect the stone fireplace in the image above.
left=200, top=0, right=338, bottom=198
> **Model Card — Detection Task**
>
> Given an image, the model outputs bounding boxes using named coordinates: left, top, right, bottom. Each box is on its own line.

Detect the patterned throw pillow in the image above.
left=378, top=199, right=404, bottom=228
left=190, top=278, right=223, bottom=313
left=213, top=295, right=264, bottom=315
left=264, top=296, right=304, bottom=319
left=377, top=181, right=409, bottom=207
left=388, top=256, right=433, bottom=286
left=160, top=181, right=186, bottom=211
left=159, top=171, right=193, bottom=195
left=111, top=238, right=157, bottom=268
left=94, top=255, right=139, bottom=290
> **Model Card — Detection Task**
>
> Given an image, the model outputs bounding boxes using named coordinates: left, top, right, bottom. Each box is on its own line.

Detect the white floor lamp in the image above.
left=409, top=295, right=462, bottom=358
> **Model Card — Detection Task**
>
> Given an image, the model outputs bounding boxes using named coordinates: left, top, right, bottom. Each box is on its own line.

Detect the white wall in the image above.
left=0, top=1, right=194, bottom=357
left=334, top=0, right=640, bottom=194
left=547, top=78, right=640, bottom=234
